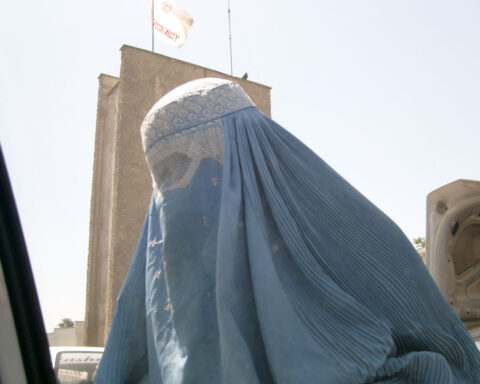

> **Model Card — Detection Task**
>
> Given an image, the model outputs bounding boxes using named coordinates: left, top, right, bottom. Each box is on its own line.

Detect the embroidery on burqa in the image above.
left=141, top=81, right=254, bottom=193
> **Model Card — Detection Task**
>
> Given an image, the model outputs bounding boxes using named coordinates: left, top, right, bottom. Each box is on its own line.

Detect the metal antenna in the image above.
left=152, top=0, right=155, bottom=52
left=228, top=0, right=233, bottom=76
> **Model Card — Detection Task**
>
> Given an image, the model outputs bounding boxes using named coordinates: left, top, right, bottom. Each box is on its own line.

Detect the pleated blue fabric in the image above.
left=95, top=79, right=480, bottom=384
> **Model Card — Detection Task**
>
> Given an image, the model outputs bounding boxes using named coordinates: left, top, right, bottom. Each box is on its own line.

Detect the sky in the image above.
left=1, top=0, right=479, bottom=333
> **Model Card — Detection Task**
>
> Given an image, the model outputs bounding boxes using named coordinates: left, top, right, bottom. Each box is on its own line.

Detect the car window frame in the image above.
left=0, top=144, right=56, bottom=384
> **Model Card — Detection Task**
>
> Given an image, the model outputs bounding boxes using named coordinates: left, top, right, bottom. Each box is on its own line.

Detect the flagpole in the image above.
left=228, top=0, right=233, bottom=76
left=152, top=0, right=155, bottom=52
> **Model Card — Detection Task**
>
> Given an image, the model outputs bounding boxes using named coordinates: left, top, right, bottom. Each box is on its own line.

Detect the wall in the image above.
left=47, top=321, right=85, bottom=347
left=85, top=45, right=271, bottom=346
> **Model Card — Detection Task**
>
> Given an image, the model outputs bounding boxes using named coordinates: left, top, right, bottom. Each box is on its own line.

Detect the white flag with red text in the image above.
left=153, top=0, right=193, bottom=48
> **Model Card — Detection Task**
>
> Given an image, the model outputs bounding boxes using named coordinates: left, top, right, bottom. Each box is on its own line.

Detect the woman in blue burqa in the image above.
left=95, top=78, right=480, bottom=383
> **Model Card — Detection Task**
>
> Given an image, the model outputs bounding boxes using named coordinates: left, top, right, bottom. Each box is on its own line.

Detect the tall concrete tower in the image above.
left=85, top=45, right=271, bottom=346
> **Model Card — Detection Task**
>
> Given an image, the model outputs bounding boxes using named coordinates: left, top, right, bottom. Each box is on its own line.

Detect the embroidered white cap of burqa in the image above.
left=141, top=78, right=254, bottom=193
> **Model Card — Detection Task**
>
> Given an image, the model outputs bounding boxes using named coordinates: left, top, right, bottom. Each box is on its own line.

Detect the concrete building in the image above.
left=47, top=321, right=85, bottom=347
left=85, top=45, right=271, bottom=346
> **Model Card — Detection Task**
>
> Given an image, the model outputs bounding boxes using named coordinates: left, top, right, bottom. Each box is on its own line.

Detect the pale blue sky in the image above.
left=1, top=0, right=479, bottom=332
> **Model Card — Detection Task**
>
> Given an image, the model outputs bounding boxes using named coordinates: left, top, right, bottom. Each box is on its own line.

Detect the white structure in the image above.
left=47, top=321, right=85, bottom=347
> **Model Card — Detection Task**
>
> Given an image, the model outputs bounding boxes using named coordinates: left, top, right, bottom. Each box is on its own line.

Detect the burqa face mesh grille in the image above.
left=145, top=120, right=224, bottom=193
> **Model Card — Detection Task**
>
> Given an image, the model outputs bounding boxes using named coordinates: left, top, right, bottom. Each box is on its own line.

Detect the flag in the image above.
left=153, top=0, right=194, bottom=48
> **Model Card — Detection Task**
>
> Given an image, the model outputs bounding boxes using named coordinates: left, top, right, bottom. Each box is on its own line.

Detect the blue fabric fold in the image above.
left=95, top=107, right=480, bottom=384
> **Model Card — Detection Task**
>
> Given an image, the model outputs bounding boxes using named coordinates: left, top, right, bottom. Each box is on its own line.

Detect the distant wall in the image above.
left=48, top=321, right=85, bottom=347
left=85, top=45, right=271, bottom=346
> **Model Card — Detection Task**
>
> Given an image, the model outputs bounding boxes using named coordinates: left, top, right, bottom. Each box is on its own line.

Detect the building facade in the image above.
left=48, top=321, right=85, bottom=347
left=85, top=45, right=271, bottom=346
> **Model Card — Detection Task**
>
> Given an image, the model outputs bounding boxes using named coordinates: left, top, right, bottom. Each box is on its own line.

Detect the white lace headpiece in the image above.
left=141, top=78, right=255, bottom=193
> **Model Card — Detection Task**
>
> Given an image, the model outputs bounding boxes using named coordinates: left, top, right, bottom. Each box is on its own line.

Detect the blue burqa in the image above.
left=95, top=78, right=480, bottom=383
